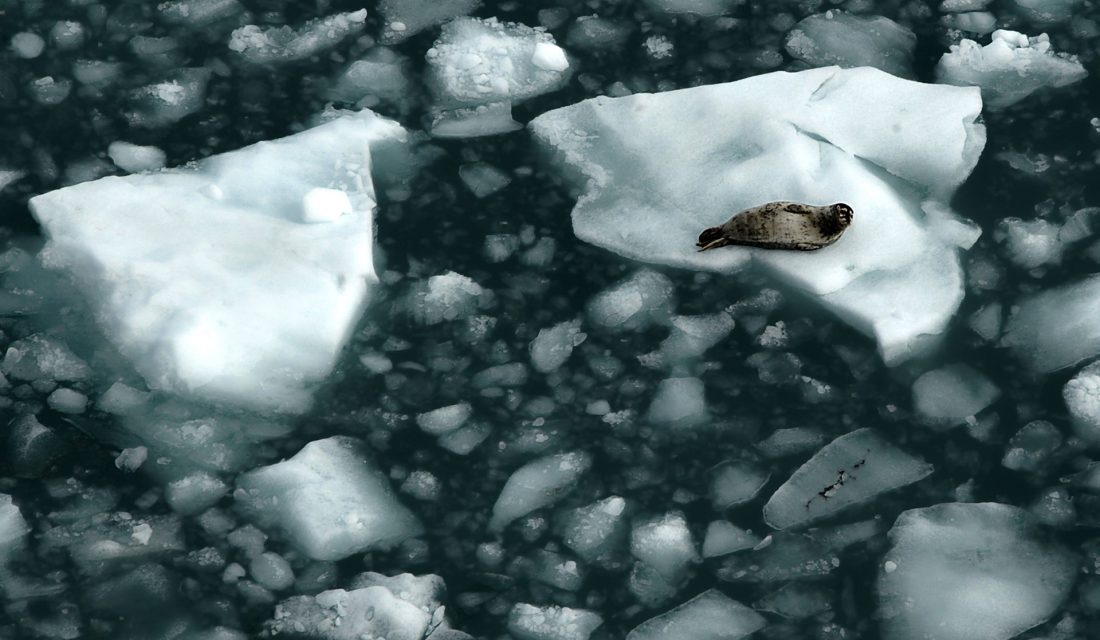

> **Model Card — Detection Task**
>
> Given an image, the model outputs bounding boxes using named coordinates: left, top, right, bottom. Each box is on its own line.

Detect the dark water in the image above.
left=1, top=1, right=1099, bottom=639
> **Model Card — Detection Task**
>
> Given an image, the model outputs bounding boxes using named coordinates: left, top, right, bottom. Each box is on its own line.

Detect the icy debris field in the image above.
left=0, top=0, right=1098, bottom=639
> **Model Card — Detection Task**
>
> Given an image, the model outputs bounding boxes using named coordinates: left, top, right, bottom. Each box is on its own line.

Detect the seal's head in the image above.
left=831, top=203, right=854, bottom=229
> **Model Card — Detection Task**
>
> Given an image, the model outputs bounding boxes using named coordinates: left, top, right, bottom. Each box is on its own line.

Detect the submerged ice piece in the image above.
left=763, top=428, right=932, bottom=529
left=1002, top=274, right=1100, bottom=372
left=878, top=502, right=1076, bottom=640
left=936, top=29, right=1087, bottom=110
left=236, top=437, right=423, bottom=561
left=627, top=589, right=765, bottom=640
left=530, top=66, right=985, bottom=365
left=785, top=11, right=917, bottom=78
left=426, top=17, right=571, bottom=137
left=228, top=10, right=367, bottom=65
left=30, top=110, right=412, bottom=414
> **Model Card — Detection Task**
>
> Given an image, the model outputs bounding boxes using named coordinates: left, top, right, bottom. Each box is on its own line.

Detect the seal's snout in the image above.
left=833, top=203, right=853, bottom=227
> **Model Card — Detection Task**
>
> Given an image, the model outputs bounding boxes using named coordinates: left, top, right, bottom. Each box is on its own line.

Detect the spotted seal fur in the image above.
left=696, top=202, right=853, bottom=252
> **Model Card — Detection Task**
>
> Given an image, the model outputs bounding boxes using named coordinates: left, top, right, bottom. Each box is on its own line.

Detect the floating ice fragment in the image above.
left=557, top=496, right=629, bottom=566
left=941, top=0, right=993, bottom=11
left=878, top=502, right=1077, bottom=640
left=107, top=142, right=167, bottom=173
left=936, top=30, right=1087, bottom=110
left=0, top=169, right=24, bottom=193
left=427, top=17, right=571, bottom=137
left=377, top=0, right=479, bottom=43
left=941, top=11, right=998, bottom=34
left=508, top=604, right=603, bottom=640
left=785, top=12, right=917, bottom=78
left=228, top=10, right=367, bottom=64
left=530, top=67, right=985, bottom=365
left=1064, top=361, right=1100, bottom=445
left=406, top=271, right=487, bottom=325
left=631, top=512, right=699, bottom=581
left=1002, top=420, right=1062, bottom=472
left=326, top=48, right=417, bottom=114
left=642, top=0, right=740, bottom=16
left=11, top=32, right=45, bottom=59
left=996, top=217, right=1063, bottom=268
left=2, top=334, right=91, bottom=382
left=626, top=589, right=765, bottom=640
left=912, top=364, right=999, bottom=429
left=126, top=68, right=211, bottom=128
left=30, top=110, right=410, bottom=414
left=416, top=402, right=472, bottom=435
left=530, top=319, right=586, bottom=373
left=647, top=377, right=708, bottom=428
left=47, top=388, right=88, bottom=414
left=717, top=532, right=838, bottom=583
left=235, top=437, right=423, bottom=561
left=0, top=494, right=30, bottom=551
left=267, top=585, right=436, bottom=639
left=1011, top=0, right=1082, bottom=25
left=158, top=0, right=247, bottom=27
left=755, top=583, right=832, bottom=619
left=763, top=428, right=933, bottom=529
left=1002, top=274, right=1100, bottom=372
left=490, top=451, right=592, bottom=532
left=587, top=269, right=675, bottom=332
left=701, top=521, right=759, bottom=558
left=709, top=460, right=769, bottom=510
left=459, top=162, right=512, bottom=198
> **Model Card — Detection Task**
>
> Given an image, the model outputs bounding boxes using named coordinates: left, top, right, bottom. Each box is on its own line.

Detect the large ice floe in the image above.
left=878, top=502, right=1077, bottom=640
left=29, top=109, right=414, bottom=414
left=936, top=29, right=1087, bottom=110
left=426, top=17, right=571, bottom=138
left=530, top=66, right=985, bottom=364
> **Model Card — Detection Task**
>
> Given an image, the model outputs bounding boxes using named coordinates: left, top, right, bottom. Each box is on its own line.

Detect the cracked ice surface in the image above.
left=530, top=66, right=985, bottom=365
left=30, top=110, right=412, bottom=414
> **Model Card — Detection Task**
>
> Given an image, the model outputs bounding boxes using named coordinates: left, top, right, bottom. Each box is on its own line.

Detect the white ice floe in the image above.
left=912, top=363, right=1000, bottom=428
left=763, top=428, right=933, bottom=529
left=530, top=66, right=985, bottom=365
left=228, top=10, right=367, bottom=64
left=878, top=502, right=1076, bottom=640
left=235, top=437, right=423, bottom=561
left=31, top=109, right=411, bottom=414
left=490, top=451, right=592, bottom=532
left=937, top=30, right=1087, bottom=110
left=785, top=12, right=917, bottom=78
left=508, top=604, right=603, bottom=640
left=627, top=589, right=765, bottom=640
left=426, top=17, right=571, bottom=137
left=1064, top=360, right=1100, bottom=446
left=1002, top=274, right=1100, bottom=372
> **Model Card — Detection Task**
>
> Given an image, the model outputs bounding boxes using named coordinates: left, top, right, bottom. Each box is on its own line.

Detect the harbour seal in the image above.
left=696, top=202, right=853, bottom=252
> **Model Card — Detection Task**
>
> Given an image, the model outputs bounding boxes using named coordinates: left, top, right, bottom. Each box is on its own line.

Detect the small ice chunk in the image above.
left=1064, top=361, right=1100, bottom=445
left=266, top=586, right=434, bottom=639
left=0, top=494, right=30, bottom=550
left=407, top=271, right=486, bottom=324
left=508, top=604, right=603, bottom=640
left=1001, top=420, right=1062, bottom=472
left=702, top=521, right=759, bottom=558
left=785, top=12, right=917, bottom=78
left=158, top=0, right=247, bottom=27
left=1011, top=0, right=1082, bottom=25
left=416, top=402, right=472, bottom=435
left=1, top=335, right=91, bottom=382
left=531, top=42, right=569, bottom=72
left=28, top=76, right=73, bottom=106
left=941, top=11, right=998, bottom=34
left=301, top=188, right=354, bottom=223
left=47, top=388, right=88, bottom=414
left=126, top=68, right=211, bottom=128
left=31, top=110, right=408, bottom=414
left=98, top=383, right=151, bottom=415
left=115, top=446, right=148, bottom=472
left=228, top=10, right=368, bottom=65
left=631, top=512, right=699, bottom=581
left=251, top=551, right=295, bottom=591
left=709, top=460, right=769, bottom=510
left=658, top=313, right=735, bottom=363
left=40, top=512, right=185, bottom=575
left=108, top=142, right=167, bottom=173
left=757, top=427, right=827, bottom=458
left=755, top=582, right=832, bottom=619
left=50, top=21, right=85, bottom=50
left=912, top=364, right=1000, bottom=428
left=763, top=428, right=933, bottom=529
left=878, top=502, right=1077, bottom=640
left=566, top=17, right=632, bottom=52
left=647, top=377, right=708, bottom=428
left=327, top=48, right=417, bottom=114
left=557, top=496, right=629, bottom=565
left=717, top=532, right=838, bottom=583
left=437, top=422, right=491, bottom=455
left=429, top=101, right=522, bottom=138
left=484, top=234, right=520, bottom=262
left=968, top=302, right=1002, bottom=341
left=996, top=217, right=1063, bottom=268
left=641, top=0, right=740, bottom=16
left=458, top=162, right=512, bottom=198
left=0, top=169, right=24, bottom=193
left=166, top=471, right=229, bottom=515
left=627, top=589, right=765, bottom=640
left=942, top=0, right=993, bottom=12
left=378, top=0, right=479, bottom=43
left=235, top=437, right=423, bottom=560
left=936, top=30, right=1087, bottom=110
left=530, top=319, right=586, bottom=373
left=11, top=32, right=45, bottom=59
left=472, top=362, right=528, bottom=388
left=1003, top=275, right=1100, bottom=372
left=587, top=270, right=675, bottom=333
left=490, top=451, right=593, bottom=532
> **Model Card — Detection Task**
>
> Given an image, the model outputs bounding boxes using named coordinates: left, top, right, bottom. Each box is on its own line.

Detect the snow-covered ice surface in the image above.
left=2, top=0, right=1100, bottom=638
left=531, top=66, right=986, bottom=365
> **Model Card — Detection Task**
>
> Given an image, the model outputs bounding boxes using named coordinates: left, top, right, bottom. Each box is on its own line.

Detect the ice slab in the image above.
left=427, top=17, right=571, bottom=137
left=235, top=436, right=423, bottom=561
left=530, top=66, right=985, bottom=365
left=626, top=589, right=765, bottom=640
left=490, top=451, right=592, bottom=532
left=878, top=502, right=1077, bottom=640
left=936, top=30, right=1087, bottom=110
left=763, top=428, right=933, bottom=529
left=228, top=10, right=367, bottom=65
left=1002, top=274, right=1100, bottom=372
left=785, top=12, right=917, bottom=78
left=30, top=110, right=411, bottom=414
